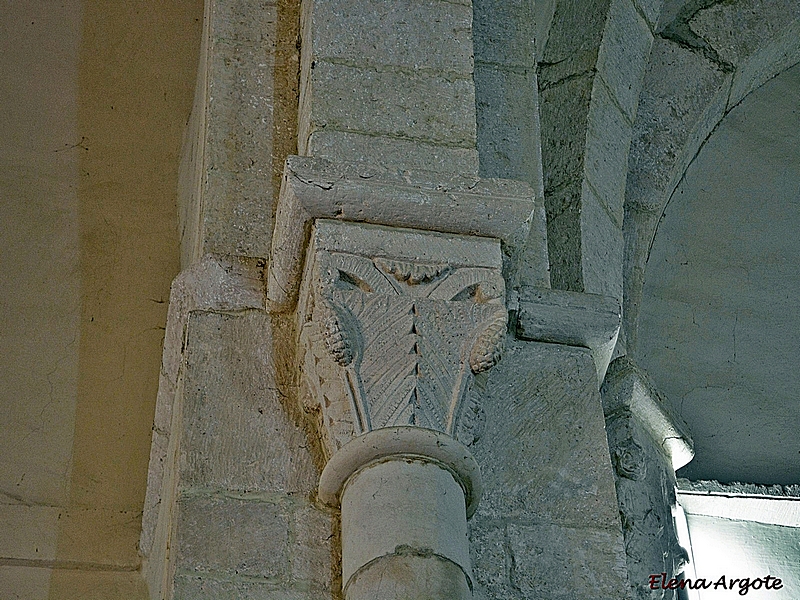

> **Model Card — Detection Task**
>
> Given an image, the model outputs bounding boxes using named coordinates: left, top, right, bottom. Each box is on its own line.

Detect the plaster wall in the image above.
left=0, top=1, right=202, bottom=597
left=637, top=62, right=800, bottom=485
left=682, top=512, right=800, bottom=599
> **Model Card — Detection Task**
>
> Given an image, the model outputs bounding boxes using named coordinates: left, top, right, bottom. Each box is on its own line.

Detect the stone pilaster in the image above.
left=298, top=0, right=480, bottom=176
left=601, top=357, right=694, bottom=599
left=269, top=157, right=536, bottom=597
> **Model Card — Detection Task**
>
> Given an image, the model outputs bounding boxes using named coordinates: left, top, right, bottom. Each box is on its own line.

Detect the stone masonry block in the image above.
left=585, top=76, right=631, bottom=227
left=173, top=575, right=317, bottom=600
left=475, top=65, right=541, bottom=185
left=308, top=130, right=479, bottom=176
left=581, top=183, right=623, bottom=300
left=507, top=523, right=629, bottom=599
left=176, top=494, right=290, bottom=580
left=545, top=182, right=583, bottom=292
left=539, top=0, right=610, bottom=87
left=180, top=310, right=318, bottom=494
left=539, top=72, right=593, bottom=193
left=729, top=19, right=800, bottom=109
left=473, top=0, right=536, bottom=69
left=689, top=0, right=795, bottom=67
left=469, top=340, right=622, bottom=531
left=307, top=61, right=476, bottom=147
left=632, top=0, right=661, bottom=30
left=309, top=0, right=473, bottom=73
left=212, top=0, right=277, bottom=44
left=291, top=503, right=334, bottom=591
left=470, top=522, right=512, bottom=600
left=625, top=37, right=728, bottom=212
left=595, top=0, right=653, bottom=122
left=203, top=34, right=276, bottom=257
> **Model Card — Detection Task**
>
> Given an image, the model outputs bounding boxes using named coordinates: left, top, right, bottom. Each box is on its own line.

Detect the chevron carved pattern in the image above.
left=300, top=243, right=506, bottom=453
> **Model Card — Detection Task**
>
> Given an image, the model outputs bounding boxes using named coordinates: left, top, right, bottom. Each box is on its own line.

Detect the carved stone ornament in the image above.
left=297, top=219, right=507, bottom=454
left=612, top=437, right=647, bottom=481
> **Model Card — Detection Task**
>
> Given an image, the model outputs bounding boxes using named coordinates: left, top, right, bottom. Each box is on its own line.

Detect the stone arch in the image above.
left=538, top=0, right=660, bottom=300
left=634, top=61, right=800, bottom=483
left=622, top=3, right=800, bottom=354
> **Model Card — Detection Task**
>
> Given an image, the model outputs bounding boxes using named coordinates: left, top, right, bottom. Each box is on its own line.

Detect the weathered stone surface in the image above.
left=176, top=494, right=290, bottom=579
left=473, top=0, right=536, bottom=69
left=584, top=78, right=632, bottom=228
left=171, top=494, right=332, bottom=599
left=180, top=309, right=318, bottom=494
left=596, top=0, right=653, bottom=122
left=580, top=184, right=624, bottom=301
left=534, top=0, right=558, bottom=59
left=291, top=504, right=334, bottom=592
left=538, top=0, right=610, bottom=87
left=475, top=66, right=542, bottom=186
left=469, top=340, right=622, bottom=531
left=544, top=186, right=583, bottom=292
left=298, top=0, right=479, bottom=176
left=469, top=524, right=507, bottom=599
left=689, top=0, right=797, bottom=68
left=180, top=2, right=279, bottom=263
left=728, top=19, right=800, bottom=108
left=303, top=61, right=476, bottom=147
left=625, top=37, right=730, bottom=213
left=309, top=130, right=479, bottom=176
left=507, top=523, right=629, bottom=599
left=307, top=0, right=473, bottom=73
left=632, top=0, right=662, bottom=30
left=470, top=521, right=631, bottom=600
left=173, top=575, right=318, bottom=600
left=517, top=286, right=620, bottom=381
left=540, top=72, right=593, bottom=195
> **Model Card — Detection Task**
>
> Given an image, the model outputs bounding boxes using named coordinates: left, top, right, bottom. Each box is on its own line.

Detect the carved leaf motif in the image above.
left=469, top=309, right=507, bottom=373
left=375, top=258, right=450, bottom=285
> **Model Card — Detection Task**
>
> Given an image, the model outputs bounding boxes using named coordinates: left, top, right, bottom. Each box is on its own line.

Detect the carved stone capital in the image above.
left=298, top=218, right=507, bottom=455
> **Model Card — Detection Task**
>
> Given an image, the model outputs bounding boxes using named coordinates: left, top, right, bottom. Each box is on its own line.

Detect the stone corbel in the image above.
left=516, top=286, right=621, bottom=385
left=268, top=156, right=536, bottom=599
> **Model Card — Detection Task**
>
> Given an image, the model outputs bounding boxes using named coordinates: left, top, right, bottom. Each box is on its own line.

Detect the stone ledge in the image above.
left=267, top=156, right=537, bottom=311
left=515, top=286, right=620, bottom=382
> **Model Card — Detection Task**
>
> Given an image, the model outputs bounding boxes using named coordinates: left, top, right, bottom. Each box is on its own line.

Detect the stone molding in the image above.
left=318, top=426, right=482, bottom=517
left=601, top=357, right=694, bottom=599
left=602, top=357, right=693, bottom=470
left=516, top=286, right=621, bottom=384
left=267, top=155, right=537, bottom=311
